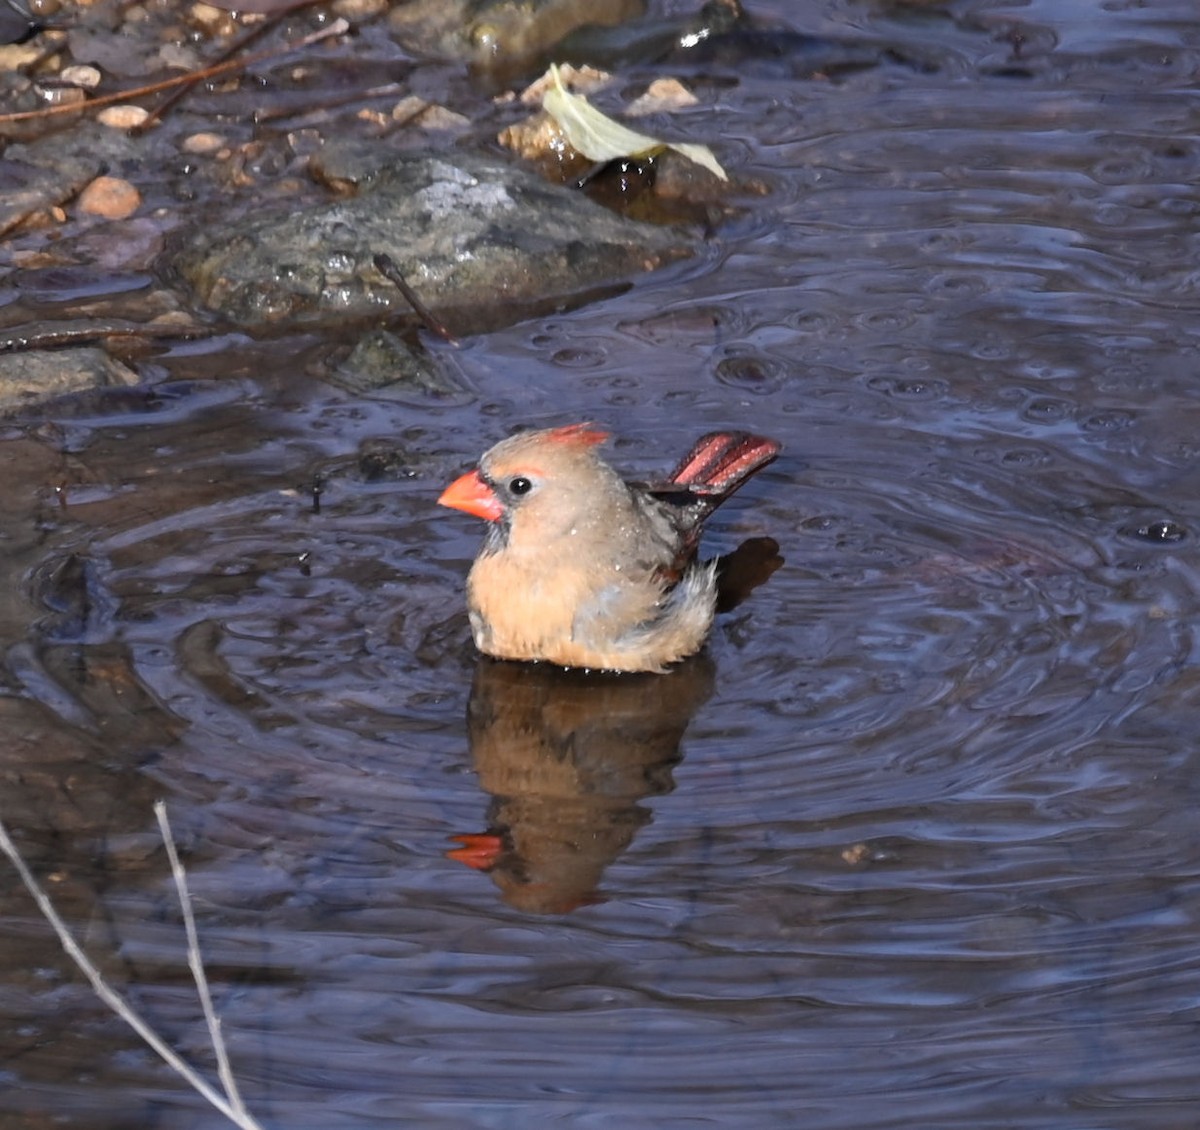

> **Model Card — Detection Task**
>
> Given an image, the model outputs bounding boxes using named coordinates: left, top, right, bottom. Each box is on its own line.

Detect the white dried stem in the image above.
left=0, top=810, right=265, bottom=1130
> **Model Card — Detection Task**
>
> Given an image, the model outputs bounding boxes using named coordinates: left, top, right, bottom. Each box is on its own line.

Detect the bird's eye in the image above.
left=508, top=476, right=533, bottom=496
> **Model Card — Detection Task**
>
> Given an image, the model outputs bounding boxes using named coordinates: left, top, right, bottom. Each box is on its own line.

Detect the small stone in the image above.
left=0, top=43, right=43, bottom=70
left=517, top=64, right=611, bottom=105
left=841, top=843, right=871, bottom=865
left=158, top=43, right=201, bottom=71
left=36, top=84, right=85, bottom=108
left=391, top=97, right=469, bottom=134
left=627, top=78, right=699, bottom=117
left=499, top=111, right=571, bottom=161
left=188, top=2, right=227, bottom=31
left=331, top=0, right=387, bottom=19
left=98, top=105, right=150, bottom=129
left=417, top=105, right=469, bottom=132
left=60, top=64, right=102, bottom=90
left=182, top=131, right=225, bottom=155
left=498, top=112, right=593, bottom=182
left=391, top=94, right=429, bottom=122
left=78, top=175, right=141, bottom=220
left=149, top=310, right=200, bottom=328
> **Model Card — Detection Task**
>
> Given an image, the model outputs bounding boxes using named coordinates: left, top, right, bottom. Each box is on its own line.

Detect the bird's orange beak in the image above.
left=437, top=469, right=504, bottom=522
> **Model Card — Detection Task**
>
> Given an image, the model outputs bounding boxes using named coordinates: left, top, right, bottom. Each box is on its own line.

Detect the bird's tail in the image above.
left=667, top=431, right=781, bottom=500
left=640, top=431, right=780, bottom=582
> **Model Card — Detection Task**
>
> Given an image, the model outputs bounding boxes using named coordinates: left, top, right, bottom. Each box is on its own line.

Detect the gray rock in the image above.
left=0, top=122, right=148, bottom=237
left=331, top=329, right=473, bottom=403
left=388, top=0, right=645, bottom=68
left=173, top=150, right=692, bottom=333
left=0, top=348, right=138, bottom=414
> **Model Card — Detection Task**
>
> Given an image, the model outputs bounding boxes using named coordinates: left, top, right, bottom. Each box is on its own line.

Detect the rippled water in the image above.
left=4, top=1, right=1200, bottom=1126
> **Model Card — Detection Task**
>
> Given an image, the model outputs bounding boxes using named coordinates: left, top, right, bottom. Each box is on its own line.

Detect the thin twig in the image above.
left=155, top=801, right=248, bottom=1120
left=0, top=812, right=266, bottom=1130
left=0, top=320, right=211, bottom=353
left=134, top=0, right=332, bottom=134
left=0, top=18, right=348, bottom=126
left=373, top=252, right=458, bottom=345
left=253, top=81, right=409, bottom=125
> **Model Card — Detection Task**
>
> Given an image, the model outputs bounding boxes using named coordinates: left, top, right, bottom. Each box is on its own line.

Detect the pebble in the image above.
left=98, top=105, right=150, bottom=129
left=182, top=131, right=226, bottom=155
left=158, top=43, right=202, bottom=71
left=78, top=176, right=142, bottom=220
left=627, top=79, right=698, bottom=117
left=517, top=64, right=610, bottom=106
left=60, top=65, right=102, bottom=90
left=332, top=0, right=388, bottom=18
left=188, top=2, right=228, bottom=31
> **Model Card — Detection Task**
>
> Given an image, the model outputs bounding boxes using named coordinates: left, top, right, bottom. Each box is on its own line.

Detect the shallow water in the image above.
left=4, top=1, right=1200, bottom=1126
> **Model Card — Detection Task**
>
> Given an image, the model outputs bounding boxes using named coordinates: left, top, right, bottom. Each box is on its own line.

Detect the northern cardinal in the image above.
left=437, top=424, right=780, bottom=672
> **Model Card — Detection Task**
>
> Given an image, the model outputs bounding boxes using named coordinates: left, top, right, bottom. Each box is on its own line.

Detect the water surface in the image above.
left=3, top=1, right=1200, bottom=1126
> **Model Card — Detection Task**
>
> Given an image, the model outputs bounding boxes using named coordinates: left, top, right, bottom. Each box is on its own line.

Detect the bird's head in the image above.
left=437, top=424, right=617, bottom=538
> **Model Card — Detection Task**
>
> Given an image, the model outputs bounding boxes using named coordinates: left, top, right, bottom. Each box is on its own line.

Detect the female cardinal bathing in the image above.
left=437, top=424, right=781, bottom=673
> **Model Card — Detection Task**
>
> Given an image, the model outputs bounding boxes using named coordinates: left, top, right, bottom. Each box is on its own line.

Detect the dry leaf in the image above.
left=541, top=63, right=726, bottom=181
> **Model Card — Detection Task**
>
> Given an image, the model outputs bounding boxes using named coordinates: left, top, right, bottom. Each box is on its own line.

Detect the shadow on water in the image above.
left=3, top=0, right=1200, bottom=1127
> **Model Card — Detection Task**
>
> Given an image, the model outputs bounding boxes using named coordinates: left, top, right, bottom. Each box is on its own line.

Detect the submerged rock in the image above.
left=388, top=0, right=645, bottom=75
left=0, top=348, right=138, bottom=414
left=329, top=328, right=473, bottom=404
left=173, top=150, right=692, bottom=334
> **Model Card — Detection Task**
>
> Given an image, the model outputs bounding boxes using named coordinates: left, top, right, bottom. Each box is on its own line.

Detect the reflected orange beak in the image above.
left=447, top=832, right=504, bottom=871
left=437, top=470, right=504, bottom=522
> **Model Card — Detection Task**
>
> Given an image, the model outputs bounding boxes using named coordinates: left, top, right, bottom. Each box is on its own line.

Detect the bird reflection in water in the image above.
left=447, top=536, right=783, bottom=914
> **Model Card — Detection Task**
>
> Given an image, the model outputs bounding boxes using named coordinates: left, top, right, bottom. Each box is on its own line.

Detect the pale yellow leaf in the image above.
left=541, top=63, right=727, bottom=181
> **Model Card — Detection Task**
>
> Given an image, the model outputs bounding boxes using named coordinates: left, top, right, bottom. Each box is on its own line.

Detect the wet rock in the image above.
left=551, top=0, right=744, bottom=71
left=66, top=2, right=187, bottom=79
left=0, top=146, right=99, bottom=238
left=173, top=149, right=693, bottom=333
left=662, top=19, right=920, bottom=79
left=497, top=63, right=740, bottom=222
left=0, top=348, right=139, bottom=414
left=357, top=438, right=419, bottom=482
left=32, top=553, right=117, bottom=644
left=0, top=122, right=145, bottom=236
left=389, top=0, right=645, bottom=76
left=307, top=136, right=409, bottom=191
left=1120, top=519, right=1188, bottom=546
left=330, top=329, right=472, bottom=403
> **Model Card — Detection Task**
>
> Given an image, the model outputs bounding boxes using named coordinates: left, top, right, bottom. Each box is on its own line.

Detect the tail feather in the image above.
left=668, top=432, right=781, bottom=497
left=641, top=432, right=780, bottom=566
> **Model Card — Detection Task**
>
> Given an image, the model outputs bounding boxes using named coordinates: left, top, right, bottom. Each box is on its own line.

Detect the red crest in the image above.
left=545, top=423, right=609, bottom=448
